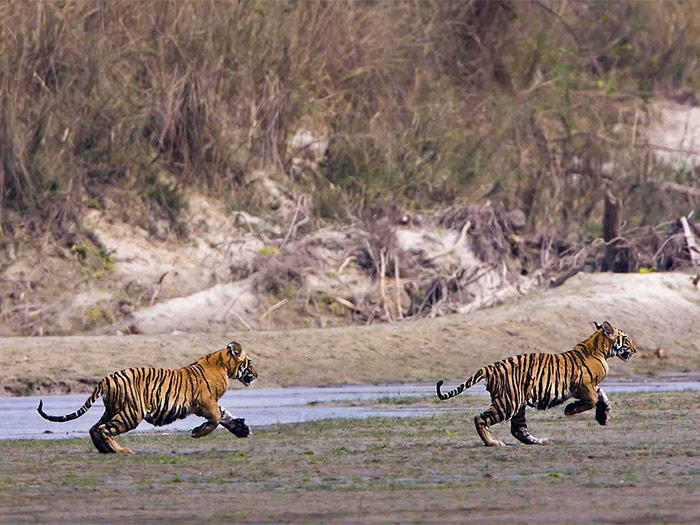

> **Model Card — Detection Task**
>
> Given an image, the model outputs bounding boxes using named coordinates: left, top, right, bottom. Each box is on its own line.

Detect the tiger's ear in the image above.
left=600, top=321, right=615, bottom=340
left=227, top=341, right=242, bottom=357
left=594, top=321, right=602, bottom=331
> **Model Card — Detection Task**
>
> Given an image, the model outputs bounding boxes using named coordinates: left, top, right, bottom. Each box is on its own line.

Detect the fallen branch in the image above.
left=680, top=216, right=700, bottom=268
left=549, top=265, right=583, bottom=288
left=27, top=300, right=61, bottom=318
left=652, top=233, right=682, bottom=261
left=219, top=296, right=254, bottom=331
left=259, top=298, right=289, bottom=320
left=379, top=249, right=394, bottom=322
left=231, top=310, right=253, bottom=331
left=393, top=252, right=403, bottom=320
left=334, top=296, right=363, bottom=313
left=337, top=256, right=358, bottom=275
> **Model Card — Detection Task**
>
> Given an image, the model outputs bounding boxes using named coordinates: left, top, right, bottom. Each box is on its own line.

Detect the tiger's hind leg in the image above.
left=474, top=407, right=508, bottom=447
left=191, top=405, right=250, bottom=438
left=90, top=412, right=140, bottom=453
left=565, top=385, right=598, bottom=418
left=191, top=401, right=222, bottom=439
left=191, top=420, right=219, bottom=438
left=510, top=406, right=550, bottom=445
left=89, top=415, right=112, bottom=453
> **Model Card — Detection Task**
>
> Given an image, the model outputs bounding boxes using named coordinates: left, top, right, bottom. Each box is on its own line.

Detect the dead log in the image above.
left=549, top=265, right=583, bottom=288
left=603, top=191, right=623, bottom=271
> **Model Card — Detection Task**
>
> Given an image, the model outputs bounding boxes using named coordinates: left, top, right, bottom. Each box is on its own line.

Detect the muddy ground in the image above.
left=1, top=391, right=699, bottom=523
left=1, top=272, right=699, bottom=396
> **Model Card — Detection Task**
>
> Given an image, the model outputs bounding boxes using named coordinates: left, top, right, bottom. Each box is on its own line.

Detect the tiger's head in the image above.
left=225, top=341, right=258, bottom=386
left=594, top=321, right=637, bottom=362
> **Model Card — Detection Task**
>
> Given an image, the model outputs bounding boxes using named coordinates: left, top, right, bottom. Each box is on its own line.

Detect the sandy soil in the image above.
left=1, top=272, right=699, bottom=396
left=1, top=391, right=699, bottom=523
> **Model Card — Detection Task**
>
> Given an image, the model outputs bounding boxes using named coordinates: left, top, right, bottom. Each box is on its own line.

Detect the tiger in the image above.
left=436, top=321, right=636, bottom=447
left=37, top=340, right=257, bottom=453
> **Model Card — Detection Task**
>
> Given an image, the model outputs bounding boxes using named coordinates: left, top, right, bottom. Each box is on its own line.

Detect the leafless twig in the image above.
left=280, top=194, right=308, bottom=249
left=259, top=298, right=289, bottom=320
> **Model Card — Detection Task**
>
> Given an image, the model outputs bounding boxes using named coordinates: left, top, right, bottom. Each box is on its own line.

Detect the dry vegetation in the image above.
left=2, top=1, right=700, bottom=232
left=1, top=1, right=700, bottom=334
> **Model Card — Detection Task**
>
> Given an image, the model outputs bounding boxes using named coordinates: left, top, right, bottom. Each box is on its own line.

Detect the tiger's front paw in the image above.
left=221, top=415, right=250, bottom=438
left=231, top=418, right=250, bottom=438
left=595, top=406, right=610, bottom=426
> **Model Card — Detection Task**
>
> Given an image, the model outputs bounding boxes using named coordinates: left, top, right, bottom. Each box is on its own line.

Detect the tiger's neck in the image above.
left=191, top=350, right=227, bottom=370
left=187, top=351, right=231, bottom=385
left=571, top=332, right=612, bottom=359
left=564, top=332, right=611, bottom=383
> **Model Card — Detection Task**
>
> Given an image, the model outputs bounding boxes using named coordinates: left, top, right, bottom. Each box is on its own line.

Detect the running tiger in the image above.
left=436, top=321, right=636, bottom=446
left=37, top=341, right=257, bottom=453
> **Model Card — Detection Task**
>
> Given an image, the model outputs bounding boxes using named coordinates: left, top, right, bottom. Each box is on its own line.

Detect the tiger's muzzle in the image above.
left=240, top=373, right=255, bottom=386
left=618, top=350, right=634, bottom=362
left=237, top=362, right=257, bottom=387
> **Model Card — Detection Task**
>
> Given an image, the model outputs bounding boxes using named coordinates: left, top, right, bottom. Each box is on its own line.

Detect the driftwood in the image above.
left=549, top=265, right=583, bottom=288
left=680, top=216, right=700, bottom=268
left=314, top=204, right=700, bottom=325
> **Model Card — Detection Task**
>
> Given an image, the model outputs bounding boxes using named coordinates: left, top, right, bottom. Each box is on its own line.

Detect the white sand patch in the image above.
left=647, top=101, right=700, bottom=166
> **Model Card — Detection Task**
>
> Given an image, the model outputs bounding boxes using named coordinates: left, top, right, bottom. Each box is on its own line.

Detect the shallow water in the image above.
left=2, top=380, right=698, bottom=441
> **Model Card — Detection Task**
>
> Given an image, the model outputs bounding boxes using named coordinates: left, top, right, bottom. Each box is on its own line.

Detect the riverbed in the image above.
left=3, top=379, right=698, bottom=440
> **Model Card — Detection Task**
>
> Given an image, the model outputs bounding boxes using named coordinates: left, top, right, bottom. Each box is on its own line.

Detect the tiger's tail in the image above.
left=37, top=383, right=103, bottom=422
left=436, top=368, right=487, bottom=400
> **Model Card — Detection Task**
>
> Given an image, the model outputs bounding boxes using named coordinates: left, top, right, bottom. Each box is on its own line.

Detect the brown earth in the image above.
left=1, top=272, right=699, bottom=396
left=1, top=391, right=699, bottom=523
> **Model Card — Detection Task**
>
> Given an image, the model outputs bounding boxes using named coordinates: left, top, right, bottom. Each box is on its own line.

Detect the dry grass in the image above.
left=2, top=1, right=700, bottom=336
left=0, top=1, right=699, bottom=239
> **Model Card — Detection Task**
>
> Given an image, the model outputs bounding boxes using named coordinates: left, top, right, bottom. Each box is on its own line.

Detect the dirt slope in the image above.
left=1, top=272, right=698, bottom=396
